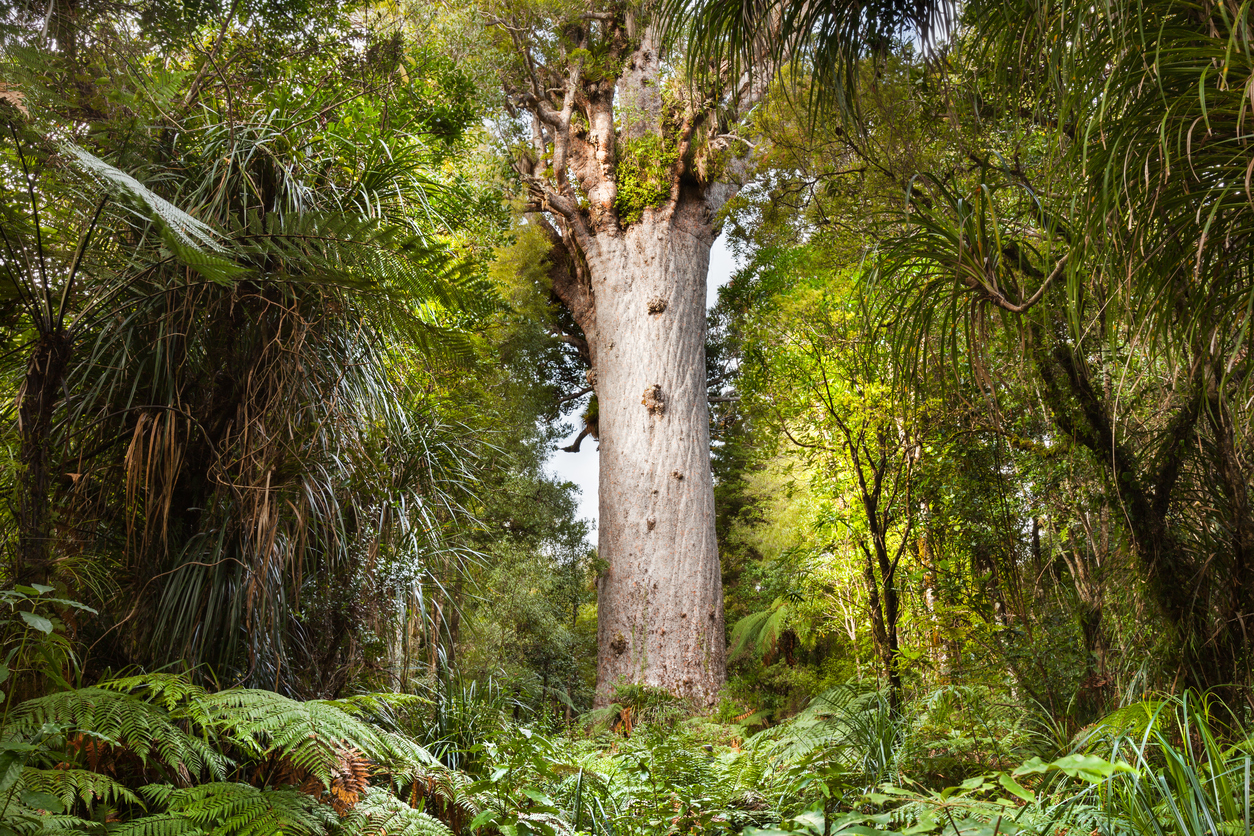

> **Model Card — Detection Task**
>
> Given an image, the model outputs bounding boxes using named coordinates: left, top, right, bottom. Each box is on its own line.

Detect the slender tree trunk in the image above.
left=16, top=333, right=70, bottom=586
left=861, top=540, right=903, bottom=711
left=590, top=200, right=725, bottom=707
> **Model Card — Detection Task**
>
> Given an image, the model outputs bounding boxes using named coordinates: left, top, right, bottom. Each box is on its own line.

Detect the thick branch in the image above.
left=552, top=52, right=586, bottom=195
left=532, top=215, right=595, bottom=335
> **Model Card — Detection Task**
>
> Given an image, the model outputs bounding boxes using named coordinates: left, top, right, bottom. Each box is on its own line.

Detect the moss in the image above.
left=698, top=139, right=730, bottom=185
left=614, top=133, right=678, bottom=226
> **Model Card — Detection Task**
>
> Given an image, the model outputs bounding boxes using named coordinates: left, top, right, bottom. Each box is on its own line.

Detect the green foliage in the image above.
left=0, top=671, right=454, bottom=835
left=583, top=685, right=684, bottom=735
left=0, top=585, right=96, bottom=704
left=8, top=687, right=227, bottom=780
left=613, top=135, right=678, bottom=225
left=338, top=787, right=455, bottom=836
left=6, top=7, right=1254, bottom=836
left=0, top=0, right=512, bottom=694
left=1086, top=694, right=1253, bottom=836
left=728, top=597, right=797, bottom=665
left=142, top=783, right=333, bottom=836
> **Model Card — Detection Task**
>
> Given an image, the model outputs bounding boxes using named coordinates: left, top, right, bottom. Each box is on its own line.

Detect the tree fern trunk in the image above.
left=16, top=333, right=69, bottom=585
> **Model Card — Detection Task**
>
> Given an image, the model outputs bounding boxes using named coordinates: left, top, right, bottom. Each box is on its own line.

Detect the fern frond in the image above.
left=143, top=782, right=332, bottom=836
left=195, top=690, right=431, bottom=786
left=3, top=806, right=106, bottom=835
left=60, top=144, right=224, bottom=252
left=335, top=787, right=455, bottom=836
left=18, top=767, right=142, bottom=810
left=391, top=761, right=479, bottom=834
left=105, top=814, right=205, bottom=836
left=99, top=674, right=211, bottom=713
left=322, top=694, right=431, bottom=724
left=727, top=603, right=790, bottom=663
left=6, top=688, right=227, bottom=782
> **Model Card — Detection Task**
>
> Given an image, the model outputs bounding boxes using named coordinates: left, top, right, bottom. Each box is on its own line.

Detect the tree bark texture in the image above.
left=496, top=8, right=765, bottom=706
left=589, top=206, right=725, bottom=707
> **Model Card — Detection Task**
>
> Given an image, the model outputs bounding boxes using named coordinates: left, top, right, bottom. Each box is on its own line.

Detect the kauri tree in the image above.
left=485, top=0, right=767, bottom=705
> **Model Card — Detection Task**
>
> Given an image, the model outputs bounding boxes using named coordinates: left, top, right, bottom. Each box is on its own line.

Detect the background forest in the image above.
left=0, top=0, right=1250, bottom=834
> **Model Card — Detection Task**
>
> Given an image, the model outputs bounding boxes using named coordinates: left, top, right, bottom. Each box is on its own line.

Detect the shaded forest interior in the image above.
left=0, top=0, right=1251, bottom=834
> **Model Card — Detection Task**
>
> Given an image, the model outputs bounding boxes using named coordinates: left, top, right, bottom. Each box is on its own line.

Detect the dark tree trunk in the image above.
left=1029, top=316, right=1253, bottom=691
left=861, top=540, right=903, bottom=711
left=16, top=333, right=70, bottom=586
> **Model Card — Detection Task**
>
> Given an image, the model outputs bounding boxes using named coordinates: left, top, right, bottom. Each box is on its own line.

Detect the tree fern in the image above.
left=728, top=600, right=793, bottom=664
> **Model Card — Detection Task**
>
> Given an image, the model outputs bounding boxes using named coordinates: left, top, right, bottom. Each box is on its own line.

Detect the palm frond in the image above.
left=663, top=0, right=955, bottom=117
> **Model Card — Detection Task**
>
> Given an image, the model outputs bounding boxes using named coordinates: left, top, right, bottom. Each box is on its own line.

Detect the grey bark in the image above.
left=588, top=202, right=725, bottom=707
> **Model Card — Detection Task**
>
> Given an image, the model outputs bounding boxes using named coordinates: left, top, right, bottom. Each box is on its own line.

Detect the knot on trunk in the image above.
left=642, top=384, right=664, bottom=415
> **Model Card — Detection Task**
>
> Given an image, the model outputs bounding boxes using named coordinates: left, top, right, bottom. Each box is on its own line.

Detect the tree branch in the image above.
left=552, top=50, right=587, bottom=196
left=533, top=215, right=595, bottom=335
left=558, top=385, right=594, bottom=404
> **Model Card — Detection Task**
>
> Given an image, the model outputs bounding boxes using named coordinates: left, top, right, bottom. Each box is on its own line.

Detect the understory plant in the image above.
left=0, top=671, right=471, bottom=835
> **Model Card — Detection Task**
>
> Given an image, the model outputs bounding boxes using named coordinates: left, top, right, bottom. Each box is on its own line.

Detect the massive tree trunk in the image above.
left=495, top=7, right=763, bottom=706
left=589, top=203, right=725, bottom=706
